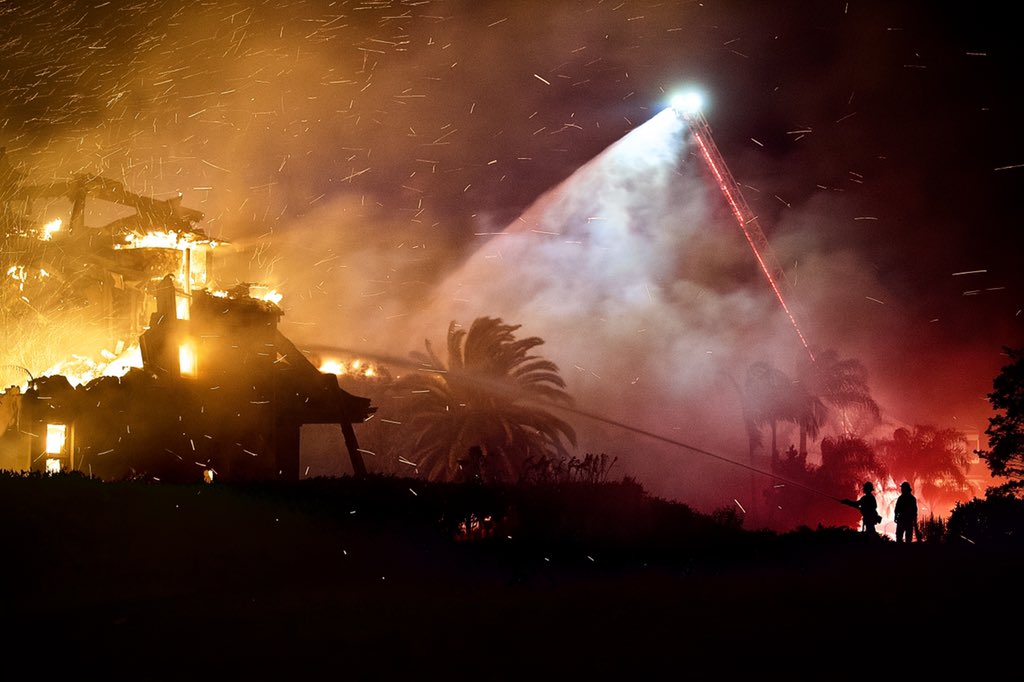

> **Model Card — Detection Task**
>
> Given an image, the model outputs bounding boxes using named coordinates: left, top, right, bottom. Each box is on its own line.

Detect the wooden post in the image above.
left=340, top=421, right=367, bottom=478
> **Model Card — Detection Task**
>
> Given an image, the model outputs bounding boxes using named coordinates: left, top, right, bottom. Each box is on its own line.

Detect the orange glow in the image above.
left=248, top=284, right=283, bottom=305
left=45, top=458, right=62, bottom=474
left=7, top=265, right=26, bottom=291
left=848, top=478, right=951, bottom=540
left=41, top=218, right=62, bottom=240
left=116, top=231, right=215, bottom=290
left=206, top=286, right=282, bottom=305
left=6, top=264, right=51, bottom=293
left=41, top=343, right=143, bottom=388
left=45, top=423, right=66, bottom=455
left=175, top=294, right=190, bottom=320
left=117, top=230, right=214, bottom=251
left=320, top=359, right=345, bottom=375
left=179, top=343, right=197, bottom=378
left=103, top=344, right=143, bottom=378
left=319, top=357, right=382, bottom=379
left=868, top=478, right=899, bottom=540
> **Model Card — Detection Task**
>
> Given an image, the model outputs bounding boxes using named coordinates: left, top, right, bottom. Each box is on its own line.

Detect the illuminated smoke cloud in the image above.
left=391, top=110, right=799, bottom=507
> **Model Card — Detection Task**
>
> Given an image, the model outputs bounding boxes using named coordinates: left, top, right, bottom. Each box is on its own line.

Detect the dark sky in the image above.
left=2, top=0, right=1022, bottom=441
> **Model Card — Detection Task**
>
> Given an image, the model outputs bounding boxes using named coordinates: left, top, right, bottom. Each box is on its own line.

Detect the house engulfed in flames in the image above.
left=1, top=148, right=232, bottom=374
left=0, top=151, right=374, bottom=481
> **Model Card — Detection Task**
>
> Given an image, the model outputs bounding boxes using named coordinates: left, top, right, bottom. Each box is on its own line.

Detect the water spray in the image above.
left=670, top=92, right=815, bottom=362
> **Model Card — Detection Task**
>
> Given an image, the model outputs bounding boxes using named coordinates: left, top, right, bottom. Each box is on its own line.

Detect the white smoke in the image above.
left=389, top=109, right=801, bottom=508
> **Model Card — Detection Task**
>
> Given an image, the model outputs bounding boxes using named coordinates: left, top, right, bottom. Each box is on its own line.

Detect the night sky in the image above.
left=2, top=1, right=1022, bottom=498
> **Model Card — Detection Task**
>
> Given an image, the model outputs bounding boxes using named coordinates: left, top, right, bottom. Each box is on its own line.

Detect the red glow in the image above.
left=687, top=118, right=815, bottom=361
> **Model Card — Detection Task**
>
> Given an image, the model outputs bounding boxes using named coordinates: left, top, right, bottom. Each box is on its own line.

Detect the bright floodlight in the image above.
left=670, top=91, right=703, bottom=116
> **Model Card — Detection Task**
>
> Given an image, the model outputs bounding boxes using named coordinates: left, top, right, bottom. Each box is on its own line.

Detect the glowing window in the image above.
left=179, top=343, right=197, bottom=378
left=45, top=423, right=66, bottom=455
left=45, top=458, right=62, bottom=475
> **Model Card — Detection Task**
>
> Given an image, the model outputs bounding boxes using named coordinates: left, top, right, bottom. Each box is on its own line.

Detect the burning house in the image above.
left=1, top=148, right=221, bottom=376
left=0, top=153, right=374, bottom=481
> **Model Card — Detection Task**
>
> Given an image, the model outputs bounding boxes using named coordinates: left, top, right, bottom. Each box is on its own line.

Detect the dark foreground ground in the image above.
left=3, top=473, right=1021, bottom=678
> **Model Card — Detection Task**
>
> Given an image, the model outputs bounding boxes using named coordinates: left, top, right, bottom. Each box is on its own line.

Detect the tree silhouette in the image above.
left=814, top=435, right=886, bottom=527
left=392, top=317, right=576, bottom=481
left=979, top=347, right=1024, bottom=496
left=878, top=425, right=971, bottom=508
left=795, top=349, right=880, bottom=457
left=767, top=434, right=885, bottom=529
left=723, top=369, right=769, bottom=522
left=817, top=435, right=885, bottom=492
left=744, top=360, right=804, bottom=467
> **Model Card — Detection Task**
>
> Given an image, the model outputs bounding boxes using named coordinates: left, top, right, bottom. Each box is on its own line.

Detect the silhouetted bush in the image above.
left=520, top=452, right=618, bottom=484
left=947, top=495, right=1024, bottom=545
left=710, top=505, right=743, bottom=530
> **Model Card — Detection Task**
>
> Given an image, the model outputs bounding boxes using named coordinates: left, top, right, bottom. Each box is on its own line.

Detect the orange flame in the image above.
left=319, top=357, right=382, bottom=380
left=41, top=218, right=62, bottom=241
left=40, top=343, right=143, bottom=388
left=116, top=230, right=218, bottom=251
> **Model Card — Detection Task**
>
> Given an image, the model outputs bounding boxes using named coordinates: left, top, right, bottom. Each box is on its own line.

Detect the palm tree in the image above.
left=795, top=349, right=880, bottom=457
left=878, top=425, right=972, bottom=509
left=722, top=369, right=768, bottom=521
left=744, top=360, right=804, bottom=468
left=809, top=434, right=887, bottom=527
left=816, top=434, right=886, bottom=490
left=392, top=317, right=576, bottom=481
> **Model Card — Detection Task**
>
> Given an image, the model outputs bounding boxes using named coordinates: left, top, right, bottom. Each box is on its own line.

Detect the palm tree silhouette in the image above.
left=744, top=360, right=803, bottom=468
left=392, top=317, right=576, bottom=481
left=817, top=434, right=886, bottom=490
left=878, top=425, right=972, bottom=509
left=795, top=349, right=880, bottom=457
